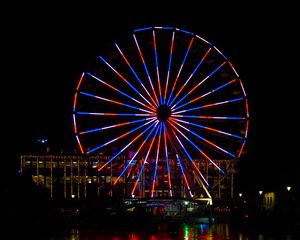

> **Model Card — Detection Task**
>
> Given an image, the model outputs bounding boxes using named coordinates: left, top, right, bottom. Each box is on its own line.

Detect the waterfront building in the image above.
left=20, top=154, right=238, bottom=202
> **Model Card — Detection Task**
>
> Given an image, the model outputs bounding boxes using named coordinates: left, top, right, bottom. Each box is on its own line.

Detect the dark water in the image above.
left=17, top=221, right=298, bottom=240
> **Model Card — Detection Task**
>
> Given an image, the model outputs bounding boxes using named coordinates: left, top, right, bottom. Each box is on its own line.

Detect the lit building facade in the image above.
left=20, top=155, right=237, bottom=201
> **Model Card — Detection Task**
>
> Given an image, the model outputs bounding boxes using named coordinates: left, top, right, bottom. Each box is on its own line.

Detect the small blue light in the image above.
left=38, top=138, right=48, bottom=144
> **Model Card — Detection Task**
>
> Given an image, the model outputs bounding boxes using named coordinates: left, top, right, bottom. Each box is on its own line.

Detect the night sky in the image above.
left=13, top=3, right=299, bottom=192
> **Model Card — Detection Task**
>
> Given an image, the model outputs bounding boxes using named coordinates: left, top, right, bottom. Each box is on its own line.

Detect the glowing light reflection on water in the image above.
left=62, top=222, right=298, bottom=240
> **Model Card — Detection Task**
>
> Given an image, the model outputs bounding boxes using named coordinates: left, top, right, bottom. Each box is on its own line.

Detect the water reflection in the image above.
left=62, top=222, right=298, bottom=240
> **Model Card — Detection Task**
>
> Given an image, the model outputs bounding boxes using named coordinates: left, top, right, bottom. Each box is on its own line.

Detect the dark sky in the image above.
left=13, top=3, right=299, bottom=191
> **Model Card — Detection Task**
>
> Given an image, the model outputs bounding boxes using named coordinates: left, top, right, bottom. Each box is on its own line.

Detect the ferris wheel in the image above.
left=72, top=26, right=249, bottom=200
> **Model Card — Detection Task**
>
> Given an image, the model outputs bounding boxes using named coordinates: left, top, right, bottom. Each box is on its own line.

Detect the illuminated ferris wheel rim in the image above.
left=72, top=25, right=249, bottom=198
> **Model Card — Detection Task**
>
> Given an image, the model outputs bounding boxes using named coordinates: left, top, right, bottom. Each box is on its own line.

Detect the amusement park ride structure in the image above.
left=72, top=26, right=249, bottom=205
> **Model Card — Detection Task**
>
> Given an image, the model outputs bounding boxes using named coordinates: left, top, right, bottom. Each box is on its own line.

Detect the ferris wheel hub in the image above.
left=156, top=104, right=171, bottom=121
